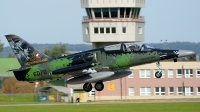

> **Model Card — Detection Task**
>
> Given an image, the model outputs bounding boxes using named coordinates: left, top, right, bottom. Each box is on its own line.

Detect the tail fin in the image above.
left=5, top=34, right=52, bottom=67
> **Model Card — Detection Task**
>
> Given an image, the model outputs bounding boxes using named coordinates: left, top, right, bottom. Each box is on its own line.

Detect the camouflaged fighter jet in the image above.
left=6, top=34, right=195, bottom=92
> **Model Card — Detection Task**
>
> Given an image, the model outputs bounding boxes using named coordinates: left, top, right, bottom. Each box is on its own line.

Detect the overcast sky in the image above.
left=0, top=0, right=200, bottom=46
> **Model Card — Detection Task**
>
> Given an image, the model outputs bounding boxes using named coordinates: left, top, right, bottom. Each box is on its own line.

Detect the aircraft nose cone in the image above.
left=178, top=50, right=195, bottom=58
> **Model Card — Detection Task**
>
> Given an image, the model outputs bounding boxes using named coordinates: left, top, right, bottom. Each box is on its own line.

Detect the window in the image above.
left=86, top=27, right=89, bottom=34
left=129, top=87, right=134, bottom=96
left=185, top=87, right=193, bottom=96
left=138, top=27, right=142, bottom=34
left=169, top=87, right=174, bottom=96
left=131, top=8, right=135, bottom=18
left=86, top=8, right=92, bottom=17
left=168, top=69, right=174, bottom=78
left=154, top=69, right=165, bottom=78
left=89, top=88, right=95, bottom=96
left=94, top=27, right=99, bottom=34
left=140, top=69, right=151, bottom=78
left=125, top=8, right=131, bottom=18
left=128, top=70, right=134, bottom=78
left=120, top=8, right=125, bottom=18
left=102, top=8, right=109, bottom=18
left=177, top=87, right=183, bottom=95
left=197, top=87, right=200, bottom=95
left=100, top=27, right=104, bottom=34
left=140, top=87, right=151, bottom=96
left=197, top=69, right=200, bottom=78
left=106, top=27, right=110, bottom=34
left=122, top=27, right=126, bottom=33
left=185, top=69, right=193, bottom=78
left=93, top=8, right=101, bottom=18
left=110, top=8, right=118, bottom=18
left=177, top=69, right=182, bottom=78
left=111, top=27, right=116, bottom=33
left=155, top=87, right=165, bottom=96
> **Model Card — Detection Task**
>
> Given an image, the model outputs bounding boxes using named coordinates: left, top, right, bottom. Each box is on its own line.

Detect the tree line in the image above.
left=0, top=39, right=200, bottom=58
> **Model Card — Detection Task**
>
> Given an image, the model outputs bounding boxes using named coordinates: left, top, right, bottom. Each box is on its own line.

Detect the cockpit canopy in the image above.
left=104, top=43, right=155, bottom=52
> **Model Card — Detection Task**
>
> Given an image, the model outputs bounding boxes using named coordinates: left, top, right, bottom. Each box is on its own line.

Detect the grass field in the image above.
left=0, top=94, right=37, bottom=104
left=0, top=58, right=20, bottom=75
left=0, top=102, right=200, bottom=112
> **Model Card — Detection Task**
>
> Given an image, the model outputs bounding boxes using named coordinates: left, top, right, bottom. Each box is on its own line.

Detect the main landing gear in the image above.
left=83, top=82, right=104, bottom=92
left=83, top=83, right=93, bottom=92
left=155, top=62, right=162, bottom=78
left=95, top=82, right=104, bottom=91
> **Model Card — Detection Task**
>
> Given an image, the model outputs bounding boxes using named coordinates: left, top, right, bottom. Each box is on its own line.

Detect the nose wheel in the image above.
left=83, top=83, right=92, bottom=92
left=155, top=71, right=162, bottom=78
left=95, top=82, right=104, bottom=91
left=155, top=62, right=162, bottom=78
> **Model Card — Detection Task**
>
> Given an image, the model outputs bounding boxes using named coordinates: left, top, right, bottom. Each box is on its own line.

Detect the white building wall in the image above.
left=82, top=22, right=145, bottom=42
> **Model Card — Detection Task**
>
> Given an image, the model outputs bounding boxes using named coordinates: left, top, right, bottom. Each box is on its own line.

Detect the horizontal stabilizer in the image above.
left=8, top=67, right=31, bottom=72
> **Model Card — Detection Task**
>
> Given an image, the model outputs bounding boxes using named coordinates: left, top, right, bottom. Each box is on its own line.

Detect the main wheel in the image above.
left=83, top=83, right=92, bottom=92
left=95, top=82, right=104, bottom=91
left=155, top=71, right=162, bottom=78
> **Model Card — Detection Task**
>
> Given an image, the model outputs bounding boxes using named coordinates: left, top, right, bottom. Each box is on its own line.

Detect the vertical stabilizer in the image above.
left=5, top=34, right=52, bottom=66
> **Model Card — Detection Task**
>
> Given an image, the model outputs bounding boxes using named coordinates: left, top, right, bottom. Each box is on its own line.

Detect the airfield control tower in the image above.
left=81, top=0, right=145, bottom=48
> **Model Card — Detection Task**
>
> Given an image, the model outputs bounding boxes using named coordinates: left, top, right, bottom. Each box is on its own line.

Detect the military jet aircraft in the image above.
left=5, top=35, right=195, bottom=92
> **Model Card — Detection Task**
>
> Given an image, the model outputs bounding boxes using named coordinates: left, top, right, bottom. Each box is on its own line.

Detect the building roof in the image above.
left=37, top=86, right=68, bottom=94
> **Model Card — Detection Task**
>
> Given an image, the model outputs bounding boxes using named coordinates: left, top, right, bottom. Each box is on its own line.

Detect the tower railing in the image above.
left=82, top=16, right=145, bottom=23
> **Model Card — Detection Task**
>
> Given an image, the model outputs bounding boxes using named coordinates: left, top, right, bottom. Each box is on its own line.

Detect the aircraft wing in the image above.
left=7, top=67, right=31, bottom=72
left=52, top=62, right=99, bottom=75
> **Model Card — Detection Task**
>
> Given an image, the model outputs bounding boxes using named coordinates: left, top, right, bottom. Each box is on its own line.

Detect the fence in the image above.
left=0, top=93, right=68, bottom=104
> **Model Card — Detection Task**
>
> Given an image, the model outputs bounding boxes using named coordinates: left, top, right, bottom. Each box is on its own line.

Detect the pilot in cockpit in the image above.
left=128, top=44, right=140, bottom=52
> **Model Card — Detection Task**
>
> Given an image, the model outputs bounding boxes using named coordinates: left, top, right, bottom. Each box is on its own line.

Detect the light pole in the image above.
left=160, top=40, right=167, bottom=49
left=34, top=82, right=39, bottom=102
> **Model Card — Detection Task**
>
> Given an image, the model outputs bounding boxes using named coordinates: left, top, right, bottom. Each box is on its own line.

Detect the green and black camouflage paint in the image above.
left=6, top=35, right=179, bottom=82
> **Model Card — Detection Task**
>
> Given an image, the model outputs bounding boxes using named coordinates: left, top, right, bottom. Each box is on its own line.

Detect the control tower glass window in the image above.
left=126, top=8, right=131, bottom=18
left=93, top=8, right=101, bottom=18
left=86, top=8, right=92, bottom=18
left=110, top=8, right=118, bottom=18
left=120, top=8, right=125, bottom=18
left=102, top=8, right=109, bottom=18
left=131, top=8, right=135, bottom=18
left=135, top=8, right=141, bottom=19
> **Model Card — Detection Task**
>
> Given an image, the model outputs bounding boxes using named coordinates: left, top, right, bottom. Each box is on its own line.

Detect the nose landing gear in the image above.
left=155, top=62, right=162, bottom=78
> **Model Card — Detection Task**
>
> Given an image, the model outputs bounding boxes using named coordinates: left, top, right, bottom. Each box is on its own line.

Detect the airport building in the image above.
left=68, top=62, right=200, bottom=100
